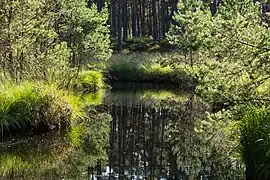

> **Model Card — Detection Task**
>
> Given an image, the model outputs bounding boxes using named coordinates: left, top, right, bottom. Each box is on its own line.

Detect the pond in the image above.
left=0, top=83, right=245, bottom=179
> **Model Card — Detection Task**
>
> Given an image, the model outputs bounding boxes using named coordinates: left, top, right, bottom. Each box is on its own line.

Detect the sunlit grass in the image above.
left=140, top=63, right=174, bottom=76
left=0, top=81, right=86, bottom=136
left=67, top=125, right=85, bottom=147
left=71, top=70, right=104, bottom=92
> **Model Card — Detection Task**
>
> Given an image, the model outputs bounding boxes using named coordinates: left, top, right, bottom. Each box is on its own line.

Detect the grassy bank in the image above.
left=0, top=70, right=106, bottom=137
left=106, top=53, right=195, bottom=90
left=0, top=82, right=85, bottom=136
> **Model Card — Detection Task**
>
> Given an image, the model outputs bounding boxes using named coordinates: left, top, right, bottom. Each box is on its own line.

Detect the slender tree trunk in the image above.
left=160, top=0, right=165, bottom=39
left=97, top=0, right=103, bottom=12
left=148, top=3, right=152, bottom=37
left=7, top=3, right=15, bottom=79
left=211, top=0, right=217, bottom=15
left=152, top=0, right=158, bottom=41
left=117, top=0, right=122, bottom=51
left=122, top=0, right=128, bottom=41
left=141, top=0, right=145, bottom=36
left=131, top=0, right=137, bottom=37
left=137, top=0, right=141, bottom=36
left=111, top=0, right=117, bottom=37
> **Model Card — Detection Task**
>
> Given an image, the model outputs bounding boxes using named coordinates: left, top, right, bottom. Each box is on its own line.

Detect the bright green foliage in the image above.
left=80, top=90, right=105, bottom=106
left=168, top=0, right=270, bottom=107
left=71, top=70, right=104, bottom=92
left=167, top=0, right=213, bottom=64
left=51, top=1, right=112, bottom=64
left=0, top=0, right=70, bottom=81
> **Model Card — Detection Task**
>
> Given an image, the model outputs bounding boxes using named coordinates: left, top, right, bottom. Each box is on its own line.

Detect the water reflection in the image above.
left=0, top=111, right=111, bottom=179
left=0, top=84, right=245, bottom=179
left=92, top=85, right=245, bottom=179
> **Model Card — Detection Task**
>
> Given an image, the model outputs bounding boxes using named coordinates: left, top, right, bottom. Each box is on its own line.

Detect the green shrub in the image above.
left=239, top=106, right=270, bottom=179
left=0, top=82, right=85, bottom=136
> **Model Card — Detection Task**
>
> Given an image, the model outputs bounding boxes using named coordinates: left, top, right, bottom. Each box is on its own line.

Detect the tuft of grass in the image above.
left=239, top=106, right=270, bottom=179
left=0, top=82, right=85, bottom=136
left=71, top=70, right=104, bottom=92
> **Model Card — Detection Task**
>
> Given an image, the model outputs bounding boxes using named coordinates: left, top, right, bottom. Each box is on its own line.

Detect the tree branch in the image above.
left=235, top=40, right=270, bottom=52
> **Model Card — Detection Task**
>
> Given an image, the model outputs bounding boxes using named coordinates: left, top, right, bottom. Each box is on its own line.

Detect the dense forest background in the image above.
left=94, top=0, right=270, bottom=50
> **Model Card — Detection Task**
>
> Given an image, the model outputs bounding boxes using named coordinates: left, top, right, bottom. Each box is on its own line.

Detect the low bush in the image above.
left=0, top=82, right=85, bottom=136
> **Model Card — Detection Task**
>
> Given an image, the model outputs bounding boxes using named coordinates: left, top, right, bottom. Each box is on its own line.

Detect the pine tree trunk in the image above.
left=212, top=0, right=217, bottom=15
left=141, top=0, right=145, bottom=36
left=137, top=0, right=141, bottom=36
left=160, top=0, right=165, bottom=39
left=152, top=0, right=158, bottom=41
left=122, top=0, right=128, bottom=41
left=111, top=0, right=117, bottom=37
left=131, top=0, right=137, bottom=37
left=117, top=0, right=122, bottom=51
left=97, top=0, right=103, bottom=12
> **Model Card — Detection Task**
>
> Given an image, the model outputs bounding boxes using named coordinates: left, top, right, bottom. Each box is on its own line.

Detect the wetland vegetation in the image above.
left=1, top=0, right=270, bottom=179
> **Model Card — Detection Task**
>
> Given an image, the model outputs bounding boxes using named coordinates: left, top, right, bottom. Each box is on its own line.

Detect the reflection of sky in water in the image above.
left=90, top=166, right=169, bottom=179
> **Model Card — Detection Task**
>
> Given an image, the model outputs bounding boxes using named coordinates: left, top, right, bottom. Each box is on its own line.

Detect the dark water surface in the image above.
left=0, top=84, right=245, bottom=179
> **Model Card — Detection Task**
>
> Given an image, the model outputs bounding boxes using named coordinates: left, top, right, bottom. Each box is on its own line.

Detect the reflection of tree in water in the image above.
left=100, top=91, right=194, bottom=179
left=165, top=95, right=245, bottom=179
left=101, top=92, right=245, bottom=179
left=0, top=111, right=111, bottom=179
left=104, top=100, right=178, bottom=179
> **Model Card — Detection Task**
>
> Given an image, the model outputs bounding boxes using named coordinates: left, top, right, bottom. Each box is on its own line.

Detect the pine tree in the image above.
left=0, top=0, right=111, bottom=81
